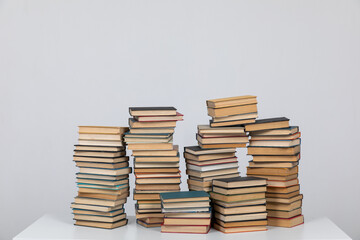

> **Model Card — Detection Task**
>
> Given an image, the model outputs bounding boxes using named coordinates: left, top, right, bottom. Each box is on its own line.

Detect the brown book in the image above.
left=207, top=104, right=258, bottom=118
left=266, top=190, right=300, bottom=199
left=129, top=107, right=177, bottom=116
left=252, top=154, right=300, bottom=162
left=250, top=132, right=301, bottom=141
left=136, top=219, right=162, bottom=228
left=215, top=212, right=267, bottom=222
left=245, top=117, right=289, bottom=132
left=247, top=145, right=300, bottom=156
left=212, top=112, right=258, bottom=123
left=74, top=213, right=126, bottom=223
left=214, top=199, right=266, bottom=208
left=72, top=208, right=124, bottom=217
left=187, top=179, right=212, bottom=187
left=136, top=178, right=181, bottom=184
left=188, top=185, right=211, bottom=192
left=75, top=218, right=127, bottom=229
left=75, top=161, right=129, bottom=169
left=78, top=192, right=129, bottom=201
left=210, top=192, right=265, bottom=202
left=213, top=186, right=266, bottom=195
left=196, top=134, right=248, bottom=144
left=139, top=217, right=164, bottom=224
left=135, top=184, right=180, bottom=191
left=134, top=168, right=179, bottom=173
left=248, top=161, right=298, bottom=168
left=78, top=187, right=129, bottom=196
left=135, top=156, right=179, bottom=163
left=74, top=197, right=126, bottom=207
left=214, top=218, right=267, bottom=228
left=134, top=162, right=179, bottom=168
left=78, top=140, right=124, bottom=147
left=199, top=142, right=247, bottom=149
left=267, top=184, right=300, bottom=194
left=73, top=156, right=128, bottom=163
left=164, top=212, right=211, bottom=218
left=267, top=200, right=302, bottom=211
left=267, top=215, right=304, bottom=227
left=267, top=208, right=302, bottom=218
left=210, top=118, right=255, bottom=127
left=74, top=145, right=125, bottom=152
left=78, top=167, right=131, bottom=176
left=74, top=150, right=126, bottom=158
left=133, top=192, right=160, bottom=200
left=206, top=95, right=257, bottom=108
left=135, top=212, right=164, bottom=219
left=71, top=203, right=123, bottom=212
left=267, top=179, right=299, bottom=188
left=213, top=223, right=267, bottom=233
left=186, top=157, right=237, bottom=166
left=198, top=125, right=245, bottom=134
left=267, top=194, right=303, bottom=204
left=212, top=176, right=267, bottom=188
left=214, top=204, right=266, bottom=215
left=250, top=126, right=299, bottom=136
left=246, top=166, right=298, bottom=176
left=186, top=168, right=239, bottom=178
left=189, top=173, right=240, bottom=182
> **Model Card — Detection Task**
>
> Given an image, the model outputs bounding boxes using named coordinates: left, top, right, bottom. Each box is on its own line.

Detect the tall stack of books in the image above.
left=210, top=176, right=268, bottom=233
left=124, top=107, right=183, bottom=228
left=160, top=191, right=212, bottom=234
left=245, top=117, right=304, bottom=227
left=71, top=126, right=130, bottom=229
left=206, top=95, right=258, bottom=127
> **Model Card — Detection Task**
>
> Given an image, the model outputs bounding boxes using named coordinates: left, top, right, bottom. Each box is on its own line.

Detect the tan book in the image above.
left=136, top=219, right=162, bottom=228
left=135, top=184, right=180, bottom=191
left=213, top=177, right=267, bottom=188
left=210, top=192, right=265, bottom=202
left=250, top=132, right=301, bottom=140
left=189, top=173, right=240, bottom=182
left=214, top=199, right=266, bottom=208
left=72, top=208, right=124, bottom=217
left=74, top=197, right=126, bottom=207
left=139, top=217, right=164, bottom=224
left=78, top=187, right=129, bottom=196
left=267, top=208, right=302, bottom=218
left=268, top=215, right=304, bottom=227
left=210, top=118, right=255, bottom=127
left=161, top=225, right=210, bottom=234
left=187, top=179, right=212, bottom=187
left=248, top=161, right=298, bottom=168
left=73, top=156, right=129, bottom=163
left=76, top=178, right=129, bottom=186
left=78, top=192, right=129, bottom=201
left=134, top=162, right=179, bottom=168
left=267, top=179, right=299, bottom=188
left=79, top=167, right=131, bottom=176
left=250, top=126, right=299, bottom=136
left=215, top=212, right=267, bottom=222
left=127, top=143, right=173, bottom=150
left=133, top=193, right=160, bottom=200
left=134, top=155, right=179, bottom=163
left=188, top=185, right=211, bottom=192
left=71, top=203, right=123, bottom=212
left=78, top=133, right=123, bottom=141
left=267, top=200, right=302, bottom=211
left=214, top=204, right=266, bottom=215
left=129, top=118, right=176, bottom=128
left=212, top=112, right=258, bottom=122
left=163, top=201, right=210, bottom=209
left=246, top=166, right=298, bottom=176
left=73, top=151, right=126, bottom=158
left=266, top=190, right=300, bottom=199
left=78, top=126, right=128, bottom=135
left=136, top=178, right=181, bottom=184
left=186, top=157, right=237, bottom=166
left=247, top=145, right=300, bottom=156
left=267, top=184, right=300, bottom=194
left=132, top=145, right=178, bottom=156
left=137, top=203, right=162, bottom=209
left=249, top=139, right=300, bottom=148
left=164, top=212, right=211, bottom=218
left=124, top=136, right=173, bottom=143
left=214, top=218, right=267, bottom=228
left=74, top=213, right=126, bottom=223
left=129, top=128, right=174, bottom=134
left=267, top=194, right=303, bottom=204
left=252, top=154, right=300, bottom=162
left=246, top=174, right=298, bottom=181
left=74, top=145, right=124, bottom=152
left=134, top=168, right=179, bottom=173
left=184, top=152, right=235, bottom=161
left=213, top=186, right=266, bottom=195
left=163, top=218, right=211, bottom=226
left=75, top=161, right=128, bottom=169
left=245, top=117, right=289, bottom=132
left=199, top=142, right=247, bottom=149
left=75, top=218, right=127, bottom=229
left=76, top=173, right=129, bottom=181
left=213, top=223, right=267, bottom=233
left=206, top=95, right=257, bottom=108
left=208, top=104, right=258, bottom=118
left=186, top=168, right=239, bottom=178
left=197, top=134, right=249, bottom=144
left=198, top=125, right=245, bottom=134
left=78, top=140, right=124, bottom=147
left=129, top=107, right=177, bottom=116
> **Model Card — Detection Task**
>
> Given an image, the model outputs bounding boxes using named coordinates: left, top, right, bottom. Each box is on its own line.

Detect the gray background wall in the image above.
left=1, top=0, right=359, bottom=239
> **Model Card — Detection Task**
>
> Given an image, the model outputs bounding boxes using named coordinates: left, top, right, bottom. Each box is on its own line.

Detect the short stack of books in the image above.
left=124, top=107, right=183, bottom=227
left=210, top=176, right=268, bottom=233
left=160, top=191, right=212, bottom=234
left=184, top=146, right=240, bottom=192
left=206, top=95, right=258, bottom=127
left=71, top=126, right=131, bottom=229
left=245, top=117, right=304, bottom=227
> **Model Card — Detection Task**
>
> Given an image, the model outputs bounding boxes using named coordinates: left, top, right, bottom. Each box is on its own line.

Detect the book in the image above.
left=267, top=208, right=302, bottom=218
left=249, top=139, right=301, bottom=147
left=250, top=126, right=299, bottom=136
left=135, top=112, right=183, bottom=122
left=163, top=217, right=211, bottom=226
left=129, top=107, right=177, bottom=116
left=78, top=126, right=129, bottom=135
left=212, top=185, right=267, bottom=195
left=246, top=166, right=298, bottom=176
left=244, top=117, right=290, bottom=132
left=184, top=146, right=235, bottom=155
left=74, top=145, right=124, bottom=152
left=252, top=154, right=300, bottom=162
left=73, top=156, right=129, bottom=163
left=129, top=118, right=177, bottom=128
left=213, top=223, right=267, bottom=233
left=75, top=218, right=128, bottom=229
left=161, top=224, right=211, bottom=234
left=186, top=157, right=237, bottom=166
left=129, top=127, right=175, bottom=134
left=247, top=145, right=301, bottom=155
left=74, top=151, right=126, bottom=158
left=186, top=162, right=238, bottom=172
left=184, top=152, right=236, bottom=161
left=212, top=176, right=267, bottom=188
left=206, top=95, right=257, bottom=108
left=248, top=161, right=299, bottom=168
left=210, top=118, right=255, bottom=127
left=250, top=132, right=301, bottom=140
left=207, top=104, right=258, bottom=118
left=73, top=213, right=126, bottom=223
left=132, top=145, right=179, bottom=156
left=267, top=184, right=300, bottom=193
left=214, top=212, right=267, bottom=222
left=198, top=125, right=245, bottom=134
left=210, top=192, right=266, bottom=202
left=196, top=134, right=249, bottom=144
left=160, top=191, right=210, bottom=203
left=214, top=204, right=266, bottom=215
left=267, top=215, right=304, bottom=227
left=266, top=200, right=302, bottom=211
left=127, top=143, right=173, bottom=150
left=199, top=142, right=246, bottom=149
left=212, top=112, right=258, bottom=123
left=214, top=218, right=267, bottom=228
left=214, top=199, right=266, bottom=208
left=266, top=179, right=299, bottom=188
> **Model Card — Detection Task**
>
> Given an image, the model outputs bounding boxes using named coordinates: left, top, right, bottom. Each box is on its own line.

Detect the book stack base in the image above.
left=71, top=126, right=130, bottom=229
left=211, top=177, right=268, bottom=233
left=160, top=191, right=211, bottom=234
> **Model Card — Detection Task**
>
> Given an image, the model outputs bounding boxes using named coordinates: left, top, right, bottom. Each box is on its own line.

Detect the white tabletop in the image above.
left=14, top=214, right=351, bottom=240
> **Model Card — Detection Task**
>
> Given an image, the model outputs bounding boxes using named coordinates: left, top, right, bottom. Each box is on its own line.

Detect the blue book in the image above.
left=160, top=191, right=210, bottom=203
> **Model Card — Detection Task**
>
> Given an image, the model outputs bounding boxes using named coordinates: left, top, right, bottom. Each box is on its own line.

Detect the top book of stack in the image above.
left=206, top=96, right=258, bottom=127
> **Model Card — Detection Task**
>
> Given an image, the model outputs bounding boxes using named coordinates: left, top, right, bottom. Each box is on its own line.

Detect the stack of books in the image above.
left=210, top=176, right=268, bottom=233
left=124, top=107, right=183, bottom=227
left=71, top=126, right=131, bottom=229
left=184, top=146, right=240, bottom=192
left=245, top=117, right=304, bottom=227
left=206, top=95, right=258, bottom=127
left=160, top=191, right=212, bottom=234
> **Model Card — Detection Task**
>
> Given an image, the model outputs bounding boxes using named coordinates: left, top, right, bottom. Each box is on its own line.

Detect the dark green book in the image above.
left=160, top=191, right=210, bottom=203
